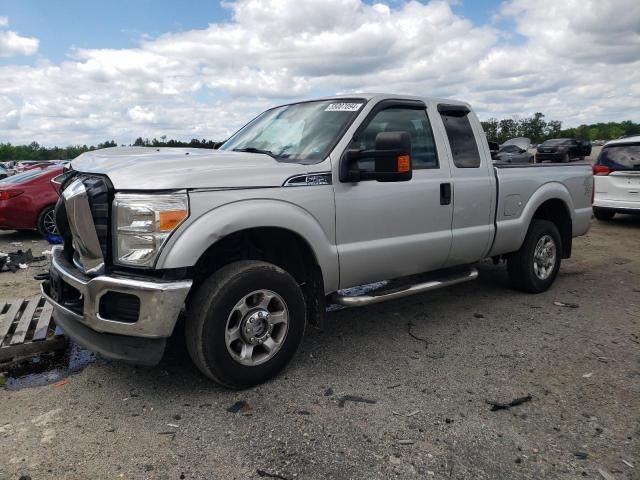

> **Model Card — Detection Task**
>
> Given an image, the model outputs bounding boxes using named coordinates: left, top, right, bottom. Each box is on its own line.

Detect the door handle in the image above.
left=440, top=183, right=451, bottom=205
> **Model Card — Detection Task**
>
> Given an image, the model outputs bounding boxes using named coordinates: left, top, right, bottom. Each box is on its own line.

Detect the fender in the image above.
left=490, top=181, right=574, bottom=257
left=156, top=198, right=340, bottom=292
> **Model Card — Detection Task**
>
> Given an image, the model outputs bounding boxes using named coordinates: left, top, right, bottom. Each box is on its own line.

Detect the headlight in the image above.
left=113, top=192, right=189, bottom=267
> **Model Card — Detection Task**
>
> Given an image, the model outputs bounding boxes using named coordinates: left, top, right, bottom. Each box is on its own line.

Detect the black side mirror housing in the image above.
left=341, top=131, right=412, bottom=183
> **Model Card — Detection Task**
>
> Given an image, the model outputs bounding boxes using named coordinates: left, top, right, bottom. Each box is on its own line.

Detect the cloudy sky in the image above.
left=1, top=0, right=639, bottom=146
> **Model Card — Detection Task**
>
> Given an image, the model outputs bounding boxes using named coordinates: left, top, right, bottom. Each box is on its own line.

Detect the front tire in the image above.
left=186, top=260, right=306, bottom=388
left=508, top=219, right=562, bottom=293
left=593, top=207, right=615, bottom=221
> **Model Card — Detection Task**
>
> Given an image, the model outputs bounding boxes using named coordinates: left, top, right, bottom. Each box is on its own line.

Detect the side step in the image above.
left=329, top=267, right=479, bottom=307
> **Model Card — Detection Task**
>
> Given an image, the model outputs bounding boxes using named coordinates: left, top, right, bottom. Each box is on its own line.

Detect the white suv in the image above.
left=592, top=135, right=640, bottom=220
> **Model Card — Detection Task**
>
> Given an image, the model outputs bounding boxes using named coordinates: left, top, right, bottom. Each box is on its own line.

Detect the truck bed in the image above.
left=490, top=162, right=593, bottom=257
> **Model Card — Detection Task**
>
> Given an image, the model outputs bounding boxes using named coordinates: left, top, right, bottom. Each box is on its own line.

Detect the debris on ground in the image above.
left=553, top=301, right=579, bottom=308
left=392, top=410, right=420, bottom=417
left=582, top=372, right=593, bottom=378
left=473, top=313, right=485, bottom=318
left=598, top=468, right=615, bottom=480
left=338, top=395, right=377, bottom=408
left=226, top=400, right=252, bottom=415
left=574, top=451, right=589, bottom=459
left=323, top=387, right=334, bottom=396
left=256, top=469, right=291, bottom=480
left=486, top=394, right=532, bottom=411
left=622, top=459, right=634, bottom=468
left=0, top=249, right=46, bottom=273
left=407, top=322, right=429, bottom=347
left=397, top=439, right=415, bottom=445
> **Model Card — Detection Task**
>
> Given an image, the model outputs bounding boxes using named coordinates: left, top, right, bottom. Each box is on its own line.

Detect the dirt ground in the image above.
left=1, top=163, right=639, bottom=480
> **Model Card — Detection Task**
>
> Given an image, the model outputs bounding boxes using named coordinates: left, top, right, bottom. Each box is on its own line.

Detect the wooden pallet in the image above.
left=0, top=296, right=65, bottom=362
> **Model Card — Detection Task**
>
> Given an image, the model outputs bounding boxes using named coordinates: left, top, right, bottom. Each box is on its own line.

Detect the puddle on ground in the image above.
left=2, top=343, right=95, bottom=391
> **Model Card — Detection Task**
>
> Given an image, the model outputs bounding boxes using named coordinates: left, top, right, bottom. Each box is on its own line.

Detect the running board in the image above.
left=329, top=268, right=479, bottom=307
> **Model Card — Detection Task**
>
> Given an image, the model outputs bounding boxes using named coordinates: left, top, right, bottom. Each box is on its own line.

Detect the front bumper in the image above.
left=42, top=246, right=192, bottom=365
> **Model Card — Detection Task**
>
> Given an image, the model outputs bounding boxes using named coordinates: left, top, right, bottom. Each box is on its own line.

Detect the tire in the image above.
left=185, top=260, right=306, bottom=388
left=593, top=207, right=615, bottom=221
left=508, top=219, right=562, bottom=293
left=37, top=205, right=58, bottom=236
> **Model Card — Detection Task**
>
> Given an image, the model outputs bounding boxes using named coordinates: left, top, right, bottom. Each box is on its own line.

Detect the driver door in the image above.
left=334, top=101, right=454, bottom=289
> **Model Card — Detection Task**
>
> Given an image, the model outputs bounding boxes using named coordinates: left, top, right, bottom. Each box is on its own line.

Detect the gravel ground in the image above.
left=0, top=230, right=51, bottom=297
left=1, top=171, right=639, bottom=479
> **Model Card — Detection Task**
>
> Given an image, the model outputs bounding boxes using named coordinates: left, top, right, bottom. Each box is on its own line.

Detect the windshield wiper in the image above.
left=232, top=147, right=277, bottom=159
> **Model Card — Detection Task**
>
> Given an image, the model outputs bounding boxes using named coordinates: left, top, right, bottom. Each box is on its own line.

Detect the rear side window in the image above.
left=598, top=144, right=640, bottom=170
left=0, top=169, right=44, bottom=184
left=440, top=112, right=481, bottom=168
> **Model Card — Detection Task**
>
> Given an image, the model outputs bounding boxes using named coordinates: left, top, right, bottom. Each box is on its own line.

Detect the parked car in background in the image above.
left=494, top=137, right=534, bottom=164
left=15, top=160, right=64, bottom=173
left=0, top=165, right=8, bottom=180
left=535, top=138, right=591, bottom=163
left=488, top=140, right=499, bottom=160
left=0, top=165, right=64, bottom=235
left=592, top=135, right=640, bottom=220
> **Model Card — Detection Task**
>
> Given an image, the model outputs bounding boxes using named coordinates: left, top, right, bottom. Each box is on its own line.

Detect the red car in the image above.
left=0, top=166, right=64, bottom=235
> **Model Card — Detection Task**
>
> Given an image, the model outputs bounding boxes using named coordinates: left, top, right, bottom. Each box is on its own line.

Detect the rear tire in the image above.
left=508, top=219, right=562, bottom=293
left=37, top=205, right=58, bottom=236
left=593, top=207, right=615, bottom=221
left=186, top=260, right=306, bottom=388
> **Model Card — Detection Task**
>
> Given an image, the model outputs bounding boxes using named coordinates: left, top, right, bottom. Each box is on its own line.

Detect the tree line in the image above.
left=481, top=114, right=640, bottom=144
left=0, top=137, right=221, bottom=161
left=2, top=115, right=640, bottom=161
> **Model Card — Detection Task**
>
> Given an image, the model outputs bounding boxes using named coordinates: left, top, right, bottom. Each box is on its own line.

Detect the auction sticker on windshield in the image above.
left=325, top=103, right=363, bottom=112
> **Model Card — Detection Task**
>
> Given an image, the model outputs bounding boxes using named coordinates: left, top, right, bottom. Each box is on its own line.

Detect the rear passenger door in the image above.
left=437, top=105, right=495, bottom=267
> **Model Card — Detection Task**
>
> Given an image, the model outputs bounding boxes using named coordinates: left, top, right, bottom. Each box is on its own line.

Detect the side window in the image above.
left=350, top=107, right=439, bottom=171
left=439, top=112, right=481, bottom=168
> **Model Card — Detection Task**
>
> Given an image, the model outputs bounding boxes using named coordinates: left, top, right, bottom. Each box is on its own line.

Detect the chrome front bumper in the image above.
left=42, top=246, right=192, bottom=339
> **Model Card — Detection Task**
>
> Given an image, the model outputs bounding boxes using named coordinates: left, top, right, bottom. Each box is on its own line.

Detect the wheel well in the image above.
left=189, top=227, right=325, bottom=327
left=532, top=199, right=572, bottom=258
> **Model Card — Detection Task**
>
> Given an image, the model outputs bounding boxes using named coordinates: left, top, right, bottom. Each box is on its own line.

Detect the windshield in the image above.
left=219, top=99, right=366, bottom=163
left=599, top=144, right=640, bottom=170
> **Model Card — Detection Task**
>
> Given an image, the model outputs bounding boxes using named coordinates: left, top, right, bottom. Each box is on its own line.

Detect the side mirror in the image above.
left=341, top=131, right=412, bottom=183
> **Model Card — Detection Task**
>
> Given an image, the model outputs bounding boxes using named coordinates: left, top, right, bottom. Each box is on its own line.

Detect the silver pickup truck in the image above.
left=42, top=94, right=593, bottom=387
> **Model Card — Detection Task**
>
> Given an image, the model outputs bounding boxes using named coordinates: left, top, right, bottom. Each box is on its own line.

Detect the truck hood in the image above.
left=71, top=147, right=316, bottom=190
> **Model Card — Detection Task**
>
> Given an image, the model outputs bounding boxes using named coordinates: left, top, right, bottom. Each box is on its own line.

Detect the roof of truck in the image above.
left=290, top=93, right=471, bottom=108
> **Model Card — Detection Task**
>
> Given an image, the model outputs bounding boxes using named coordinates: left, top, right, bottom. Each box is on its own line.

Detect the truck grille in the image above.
left=55, top=173, right=112, bottom=275
left=82, top=176, right=110, bottom=259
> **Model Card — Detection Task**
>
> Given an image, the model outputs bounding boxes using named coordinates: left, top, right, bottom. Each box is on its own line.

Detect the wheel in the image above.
left=593, top=207, right=615, bottom=221
left=508, top=219, right=562, bottom=293
left=185, top=260, right=306, bottom=388
left=37, top=205, right=58, bottom=236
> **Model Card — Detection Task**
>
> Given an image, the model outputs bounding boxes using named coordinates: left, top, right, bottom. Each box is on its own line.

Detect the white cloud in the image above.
left=0, top=17, right=39, bottom=57
left=0, top=0, right=638, bottom=145
left=0, top=96, right=20, bottom=129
